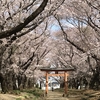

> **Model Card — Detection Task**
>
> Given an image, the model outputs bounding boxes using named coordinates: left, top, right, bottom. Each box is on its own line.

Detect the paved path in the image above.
left=46, top=91, right=69, bottom=100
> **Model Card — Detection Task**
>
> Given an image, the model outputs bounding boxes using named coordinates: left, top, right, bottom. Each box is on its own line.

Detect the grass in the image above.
left=55, top=88, right=64, bottom=92
left=0, top=88, right=45, bottom=100
left=20, top=88, right=45, bottom=100
left=13, top=90, right=21, bottom=95
left=21, top=88, right=44, bottom=97
left=16, top=98, right=22, bottom=100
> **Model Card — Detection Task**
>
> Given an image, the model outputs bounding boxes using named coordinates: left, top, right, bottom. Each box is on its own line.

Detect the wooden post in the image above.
left=64, top=71, right=68, bottom=95
left=45, top=71, right=48, bottom=95
left=55, top=71, right=58, bottom=74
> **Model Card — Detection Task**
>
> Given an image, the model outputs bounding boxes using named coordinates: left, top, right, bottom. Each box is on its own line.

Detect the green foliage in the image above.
left=16, top=98, right=21, bottom=100
left=13, top=90, right=21, bottom=95
left=21, top=88, right=44, bottom=98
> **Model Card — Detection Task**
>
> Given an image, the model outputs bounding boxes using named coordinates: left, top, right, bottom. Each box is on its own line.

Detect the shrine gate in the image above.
left=40, top=67, right=75, bottom=96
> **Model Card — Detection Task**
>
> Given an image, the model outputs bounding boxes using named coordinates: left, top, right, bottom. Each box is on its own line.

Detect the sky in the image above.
left=49, top=19, right=74, bottom=33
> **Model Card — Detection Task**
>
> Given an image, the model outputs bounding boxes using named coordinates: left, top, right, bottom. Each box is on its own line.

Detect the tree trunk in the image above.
left=89, top=72, right=99, bottom=90
left=0, top=73, right=8, bottom=93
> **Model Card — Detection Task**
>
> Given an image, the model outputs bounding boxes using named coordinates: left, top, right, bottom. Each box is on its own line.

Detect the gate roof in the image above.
left=40, top=66, right=75, bottom=71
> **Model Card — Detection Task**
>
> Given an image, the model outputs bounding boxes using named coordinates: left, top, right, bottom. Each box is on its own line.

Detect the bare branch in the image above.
left=0, top=0, right=48, bottom=39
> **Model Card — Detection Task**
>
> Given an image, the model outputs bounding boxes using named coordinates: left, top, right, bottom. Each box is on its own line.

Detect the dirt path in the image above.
left=45, top=90, right=100, bottom=100
left=0, top=92, right=35, bottom=100
left=46, top=91, right=69, bottom=100
left=0, top=93, right=24, bottom=100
